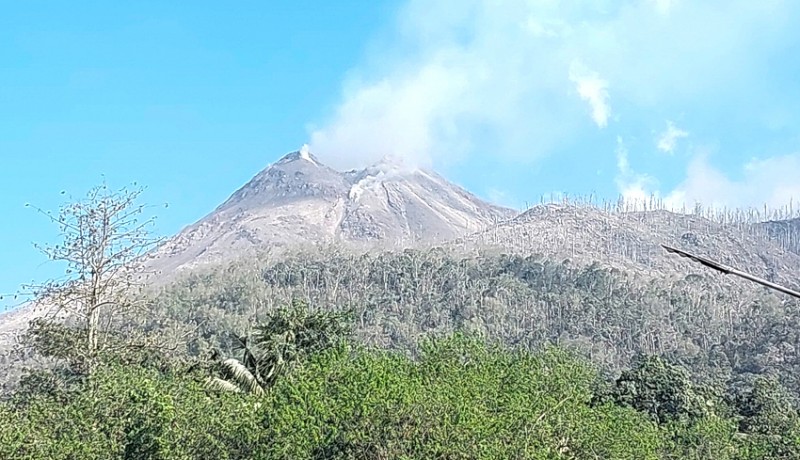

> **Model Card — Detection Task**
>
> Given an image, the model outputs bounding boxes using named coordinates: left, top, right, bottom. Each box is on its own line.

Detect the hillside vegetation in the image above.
left=5, top=185, right=800, bottom=458
left=3, top=300, right=800, bottom=459
left=143, top=246, right=800, bottom=386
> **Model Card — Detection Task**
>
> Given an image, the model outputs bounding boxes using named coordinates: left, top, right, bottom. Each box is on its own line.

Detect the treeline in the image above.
left=5, top=185, right=800, bottom=458
left=3, top=300, right=800, bottom=459
left=145, top=247, right=800, bottom=394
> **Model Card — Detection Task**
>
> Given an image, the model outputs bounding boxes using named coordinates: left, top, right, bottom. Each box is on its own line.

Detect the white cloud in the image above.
left=308, top=63, right=469, bottom=170
left=526, top=17, right=573, bottom=38
left=656, top=121, right=689, bottom=154
left=569, top=61, right=611, bottom=128
left=615, top=137, right=659, bottom=207
left=613, top=138, right=800, bottom=213
left=664, top=152, right=800, bottom=212
left=650, top=0, right=678, bottom=16
left=308, top=0, right=798, bottom=173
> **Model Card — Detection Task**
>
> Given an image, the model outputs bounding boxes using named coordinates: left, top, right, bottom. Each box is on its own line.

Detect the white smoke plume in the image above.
left=309, top=0, right=796, bottom=174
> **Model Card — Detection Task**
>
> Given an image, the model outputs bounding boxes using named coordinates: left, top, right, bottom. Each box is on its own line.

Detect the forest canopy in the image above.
left=3, top=187, right=800, bottom=459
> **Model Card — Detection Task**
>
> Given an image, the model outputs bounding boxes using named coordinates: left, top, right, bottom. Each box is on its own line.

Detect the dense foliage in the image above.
left=3, top=280, right=800, bottom=459
left=4, top=317, right=800, bottom=459
left=4, top=187, right=800, bottom=457
left=142, top=248, right=800, bottom=394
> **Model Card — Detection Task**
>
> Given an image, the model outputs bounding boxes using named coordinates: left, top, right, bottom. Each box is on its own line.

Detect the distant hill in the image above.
left=456, top=204, right=800, bottom=288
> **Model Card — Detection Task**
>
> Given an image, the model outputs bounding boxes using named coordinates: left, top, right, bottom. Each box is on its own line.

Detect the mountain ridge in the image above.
left=457, top=203, right=800, bottom=288
left=145, top=146, right=516, bottom=275
left=5, top=147, right=800, bottom=391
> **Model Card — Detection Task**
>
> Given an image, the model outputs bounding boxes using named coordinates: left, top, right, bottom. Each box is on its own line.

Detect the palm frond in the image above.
left=205, top=376, right=243, bottom=393
left=220, top=358, right=265, bottom=395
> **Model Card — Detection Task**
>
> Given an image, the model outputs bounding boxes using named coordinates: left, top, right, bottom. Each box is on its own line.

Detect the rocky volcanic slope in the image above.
left=5, top=146, right=800, bottom=388
left=147, top=144, right=800, bottom=294
left=755, top=217, right=800, bottom=256
left=146, top=146, right=516, bottom=275
left=456, top=204, right=800, bottom=288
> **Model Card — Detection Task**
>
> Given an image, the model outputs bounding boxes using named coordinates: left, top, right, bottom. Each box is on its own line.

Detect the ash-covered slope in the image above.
left=215, top=148, right=351, bottom=211
left=753, top=217, right=800, bottom=256
left=148, top=146, right=515, bottom=274
left=457, top=204, right=800, bottom=288
left=338, top=158, right=512, bottom=243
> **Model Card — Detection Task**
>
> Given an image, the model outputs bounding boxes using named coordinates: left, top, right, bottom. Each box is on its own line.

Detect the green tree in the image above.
left=208, top=298, right=353, bottom=394
left=604, top=354, right=715, bottom=424
left=735, top=375, right=798, bottom=435
left=731, top=375, right=800, bottom=459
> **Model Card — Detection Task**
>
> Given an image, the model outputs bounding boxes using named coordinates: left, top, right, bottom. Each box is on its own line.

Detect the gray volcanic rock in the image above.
left=456, top=204, right=800, bottom=289
left=146, top=146, right=515, bottom=275
left=338, top=157, right=514, bottom=244
left=216, top=148, right=350, bottom=211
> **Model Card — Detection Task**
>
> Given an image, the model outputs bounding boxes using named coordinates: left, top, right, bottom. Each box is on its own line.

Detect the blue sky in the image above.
left=2, top=0, right=800, bottom=309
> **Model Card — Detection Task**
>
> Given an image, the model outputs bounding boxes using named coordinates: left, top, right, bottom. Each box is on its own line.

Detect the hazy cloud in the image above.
left=664, top=152, right=800, bottom=211
left=614, top=143, right=800, bottom=212
left=308, top=0, right=799, bottom=199
left=650, top=0, right=678, bottom=16
left=615, top=138, right=659, bottom=206
left=569, top=61, right=611, bottom=128
left=307, top=0, right=629, bottom=169
left=485, top=187, right=519, bottom=210
left=308, top=62, right=468, bottom=170
left=656, top=121, right=689, bottom=154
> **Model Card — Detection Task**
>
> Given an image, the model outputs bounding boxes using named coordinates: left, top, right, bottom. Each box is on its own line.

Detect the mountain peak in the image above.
left=275, top=144, right=320, bottom=167
left=148, top=146, right=516, bottom=273
left=215, top=146, right=348, bottom=212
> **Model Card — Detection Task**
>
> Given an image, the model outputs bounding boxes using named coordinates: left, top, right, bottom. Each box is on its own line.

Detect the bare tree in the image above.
left=23, top=183, right=163, bottom=372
